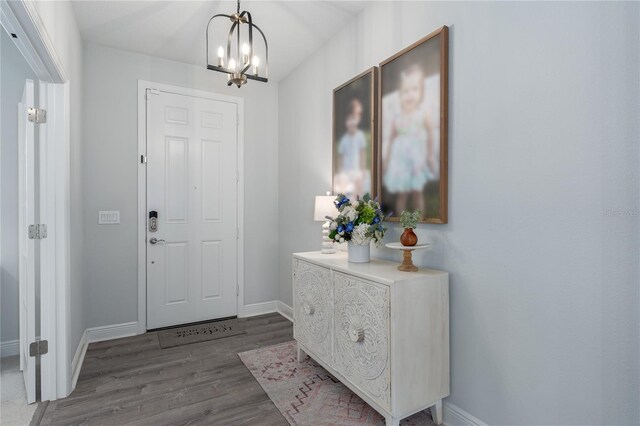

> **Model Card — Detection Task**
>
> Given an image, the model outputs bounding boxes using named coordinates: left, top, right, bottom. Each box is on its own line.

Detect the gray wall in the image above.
left=1, top=29, right=37, bottom=345
left=82, top=43, right=279, bottom=328
left=278, top=2, right=639, bottom=425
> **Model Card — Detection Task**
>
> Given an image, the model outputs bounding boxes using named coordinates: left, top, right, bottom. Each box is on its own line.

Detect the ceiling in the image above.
left=71, top=0, right=369, bottom=82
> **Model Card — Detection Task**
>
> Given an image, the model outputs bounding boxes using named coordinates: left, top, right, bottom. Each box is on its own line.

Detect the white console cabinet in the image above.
left=293, top=251, right=450, bottom=426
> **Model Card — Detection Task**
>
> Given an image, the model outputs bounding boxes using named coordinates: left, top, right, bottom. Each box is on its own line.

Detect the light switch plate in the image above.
left=98, top=210, right=120, bottom=224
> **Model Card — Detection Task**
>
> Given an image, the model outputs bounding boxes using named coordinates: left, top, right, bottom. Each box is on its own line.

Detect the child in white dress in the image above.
left=338, top=99, right=368, bottom=196
left=383, top=65, right=436, bottom=215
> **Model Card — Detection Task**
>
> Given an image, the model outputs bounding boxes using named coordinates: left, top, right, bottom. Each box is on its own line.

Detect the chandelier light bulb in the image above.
left=228, top=57, right=237, bottom=71
left=252, top=55, right=260, bottom=75
left=217, top=46, right=224, bottom=66
left=241, top=43, right=250, bottom=64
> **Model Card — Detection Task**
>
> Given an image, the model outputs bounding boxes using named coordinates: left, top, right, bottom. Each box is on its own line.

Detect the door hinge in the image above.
left=236, top=170, right=239, bottom=182
left=147, top=89, right=160, bottom=100
left=146, top=88, right=160, bottom=100
left=140, top=155, right=147, bottom=164
left=28, top=224, right=47, bottom=239
left=236, top=227, right=240, bottom=239
left=236, top=283, right=240, bottom=296
left=29, top=340, right=48, bottom=357
left=27, top=107, right=46, bottom=124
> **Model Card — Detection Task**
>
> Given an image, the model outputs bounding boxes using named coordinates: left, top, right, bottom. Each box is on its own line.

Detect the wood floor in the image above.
left=39, top=313, right=293, bottom=426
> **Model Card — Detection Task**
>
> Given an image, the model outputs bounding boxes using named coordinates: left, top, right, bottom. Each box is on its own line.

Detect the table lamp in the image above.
left=314, top=194, right=336, bottom=254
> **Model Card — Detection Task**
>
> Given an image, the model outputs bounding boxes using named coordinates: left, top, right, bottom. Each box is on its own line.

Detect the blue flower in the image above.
left=334, top=194, right=350, bottom=209
left=373, top=216, right=380, bottom=224
left=345, top=222, right=354, bottom=232
left=337, top=224, right=344, bottom=233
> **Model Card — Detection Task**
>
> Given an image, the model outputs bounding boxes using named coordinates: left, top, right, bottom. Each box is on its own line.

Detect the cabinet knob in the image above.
left=303, top=303, right=314, bottom=315
left=348, top=326, right=364, bottom=343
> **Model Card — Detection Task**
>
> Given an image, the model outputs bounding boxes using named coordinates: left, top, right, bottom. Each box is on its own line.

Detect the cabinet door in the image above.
left=333, top=272, right=391, bottom=410
left=293, top=260, right=333, bottom=363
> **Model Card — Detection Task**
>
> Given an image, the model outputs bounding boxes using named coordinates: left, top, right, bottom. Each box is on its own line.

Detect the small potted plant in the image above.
left=399, top=209, right=421, bottom=246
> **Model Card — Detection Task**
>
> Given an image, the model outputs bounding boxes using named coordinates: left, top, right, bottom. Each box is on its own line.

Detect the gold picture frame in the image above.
left=377, top=26, right=449, bottom=224
left=332, top=67, right=378, bottom=200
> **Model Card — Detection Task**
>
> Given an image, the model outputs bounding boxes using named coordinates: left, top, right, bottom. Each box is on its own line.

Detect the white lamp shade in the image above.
left=314, top=195, right=336, bottom=221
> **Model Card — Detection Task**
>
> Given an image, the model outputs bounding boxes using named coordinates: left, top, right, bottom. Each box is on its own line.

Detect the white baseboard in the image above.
left=239, top=300, right=293, bottom=322
left=71, top=331, right=88, bottom=389
left=0, top=339, right=20, bottom=357
left=86, top=321, right=139, bottom=343
left=239, top=300, right=278, bottom=318
left=276, top=301, right=293, bottom=322
left=70, top=322, right=138, bottom=391
left=443, top=401, right=487, bottom=426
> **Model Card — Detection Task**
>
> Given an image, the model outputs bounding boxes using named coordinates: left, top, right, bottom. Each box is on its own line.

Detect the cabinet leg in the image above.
left=385, top=415, right=400, bottom=426
left=431, top=400, right=443, bottom=425
left=296, top=345, right=307, bottom=363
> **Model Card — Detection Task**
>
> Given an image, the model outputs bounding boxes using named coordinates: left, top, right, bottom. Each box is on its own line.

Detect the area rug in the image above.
left=157, top=318, right=245, bottom=348
left=238, top=341, right=435, bottom=425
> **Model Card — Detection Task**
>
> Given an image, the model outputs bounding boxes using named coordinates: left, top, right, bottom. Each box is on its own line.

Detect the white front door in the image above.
left=146, top=89, right=239, bottom=330
left=18, top=79, right=36, bottom=403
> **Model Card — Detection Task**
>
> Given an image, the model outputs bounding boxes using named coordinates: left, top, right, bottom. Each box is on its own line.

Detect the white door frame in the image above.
left=137, top=80, right=245, bottom=334
left=18, top=78, right=36, bottom=403
left=1, top=0, right=71, bottom=400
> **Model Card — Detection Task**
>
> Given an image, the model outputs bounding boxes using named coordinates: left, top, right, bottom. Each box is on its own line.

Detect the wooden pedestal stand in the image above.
left=385, top=242, right=430, bottom=272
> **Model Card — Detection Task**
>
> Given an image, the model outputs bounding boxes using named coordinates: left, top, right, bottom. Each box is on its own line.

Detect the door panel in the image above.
left=146, top=90, right=238, bottom=329
left=201, top=240, right=222, bottom=299
left=333, top=272, right=391, bottom=411
left=201, top=140, right=222, bottom=222
left=165, top=242, right=188, bottom=304
left=18, top=79, right=36, bottom=403
left=293, top=260, right=333, bottom=364
left=165, top=137, right=188, bottom=223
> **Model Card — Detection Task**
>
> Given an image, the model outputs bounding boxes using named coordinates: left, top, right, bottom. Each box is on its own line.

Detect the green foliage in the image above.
left=359, top=204, right=376, bottom=224
left=400, top=209, right=421, bottom=229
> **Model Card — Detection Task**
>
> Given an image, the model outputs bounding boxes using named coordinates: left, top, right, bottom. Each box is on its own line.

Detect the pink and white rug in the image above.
left=238, top=341, right=435, bottom=425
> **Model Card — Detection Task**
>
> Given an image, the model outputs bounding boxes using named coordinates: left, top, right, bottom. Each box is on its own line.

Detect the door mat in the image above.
left=157, top=318, right=246, bottom=349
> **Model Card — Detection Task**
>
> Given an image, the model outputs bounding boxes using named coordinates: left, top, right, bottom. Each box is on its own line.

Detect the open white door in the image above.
left=18, top=79, right=37, bottom=404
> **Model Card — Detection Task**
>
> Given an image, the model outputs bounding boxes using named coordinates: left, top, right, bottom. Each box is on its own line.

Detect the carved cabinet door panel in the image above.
left=333, top=272, right=391, bottom=410
left=293, top=260, right=333, bottom=363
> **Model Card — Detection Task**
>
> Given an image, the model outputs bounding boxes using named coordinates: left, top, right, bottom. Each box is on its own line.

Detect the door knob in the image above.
left=303, top=303, right=314, bottom=315
left=149, top=237, right=165, bottom=245
left=348, top=326, right=364, bottom=343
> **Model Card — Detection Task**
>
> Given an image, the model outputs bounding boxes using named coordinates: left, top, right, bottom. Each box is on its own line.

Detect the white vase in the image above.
left=348, top=241, right=370, bottom=263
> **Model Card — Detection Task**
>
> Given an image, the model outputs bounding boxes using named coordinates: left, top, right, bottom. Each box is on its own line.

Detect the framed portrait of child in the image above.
left=332, top=67, right=378, bottom=200
left=377, top=26, right=449, bottom=224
